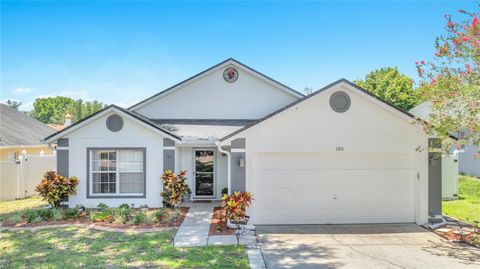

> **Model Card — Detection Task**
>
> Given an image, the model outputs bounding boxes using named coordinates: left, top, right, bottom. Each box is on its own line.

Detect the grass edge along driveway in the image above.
left=0, top=227, right=249, bottom=269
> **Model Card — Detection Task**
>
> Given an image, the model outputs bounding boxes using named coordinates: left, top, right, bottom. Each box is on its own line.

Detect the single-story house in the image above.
left=410, top=101, right=480, bottom=178
left=44, top=58, right=443, bottom=226
left=0, top=103, right=56, bottom=161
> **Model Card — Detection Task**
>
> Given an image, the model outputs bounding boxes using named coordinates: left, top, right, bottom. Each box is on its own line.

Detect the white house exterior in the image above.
left=45, top=58, right=441, bottom=225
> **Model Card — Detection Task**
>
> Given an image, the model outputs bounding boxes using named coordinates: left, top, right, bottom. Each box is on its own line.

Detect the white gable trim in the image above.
left=44, top=106, right=181, bottom=143
left=129, top=58, right=304, bottom=111
left=220, top=79, right=422, bottom=144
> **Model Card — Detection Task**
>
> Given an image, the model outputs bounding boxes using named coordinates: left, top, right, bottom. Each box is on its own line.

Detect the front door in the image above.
left=194, top=149, right=215, bottom=197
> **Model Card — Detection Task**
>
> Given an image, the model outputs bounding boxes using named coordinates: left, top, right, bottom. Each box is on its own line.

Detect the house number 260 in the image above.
left=336, top=147, right=344, bottom=152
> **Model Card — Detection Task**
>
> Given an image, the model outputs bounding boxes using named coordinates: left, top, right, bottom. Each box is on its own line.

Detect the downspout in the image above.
left=215, top=141, right=231, bottom=196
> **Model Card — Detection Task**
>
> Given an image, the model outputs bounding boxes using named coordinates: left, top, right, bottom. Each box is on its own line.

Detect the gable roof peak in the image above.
left=128, top=58, right=304, bottom=111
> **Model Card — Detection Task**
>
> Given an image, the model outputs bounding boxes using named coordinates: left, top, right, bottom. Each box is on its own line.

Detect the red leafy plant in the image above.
left=35, top=171, right=79, bottom=208
left=161, top=170, right=189, bottom=207
left=221, top=191, right=253, bottom=224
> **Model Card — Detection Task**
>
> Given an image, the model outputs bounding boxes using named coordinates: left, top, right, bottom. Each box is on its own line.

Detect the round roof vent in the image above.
left=106, top=114, right=124, bottom=132
left=329, top=91, right=351, bottom=113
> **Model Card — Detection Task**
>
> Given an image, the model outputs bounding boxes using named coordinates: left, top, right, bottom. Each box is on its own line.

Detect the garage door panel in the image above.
left=256, top=208, right=295, bottom=224
left=371, top=207, right=415, bottom=223
left=256, top=189, right=294, bottom=206
left=374, top=170, right=414, bottom=186
left=334, top=208, right=373, bottom=223
left=334, top=170, right=373, bottom=186
left=295, top=153, right=333, bottom=169
left=335, top=187, right=374, bottom=208
left=373, top=186, right=414, bottom=207
left=255, top=171, right=294, bottom=188
left=295, top=208, right=336, bottom=223
left=295, top=171, right=333, bottom=187
left=294, top=187, right=336, bottom=207
left=254, top=153, right=294, bottom=170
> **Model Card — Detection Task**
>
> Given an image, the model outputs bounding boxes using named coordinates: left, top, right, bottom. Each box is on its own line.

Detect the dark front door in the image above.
left=195, top=149, right=214, bottom=196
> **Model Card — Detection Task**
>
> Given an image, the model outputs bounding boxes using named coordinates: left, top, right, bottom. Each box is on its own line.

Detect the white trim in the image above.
left=44, top=107, right=181, bottom=143
left=0, top=144, right=49, bottom=149
left=56, top=147, right=69, bottom=150
left=130, top=59, right=303, bottom=111
left=162, top=146, right=175, bottom=150
left=216, top=142, right=231, bottom=196
left=231, top=148, right=246, bottom=153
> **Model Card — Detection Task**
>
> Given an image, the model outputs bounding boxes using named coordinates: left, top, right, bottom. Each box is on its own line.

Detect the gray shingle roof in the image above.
left=0, top=103, right=56, bottom=146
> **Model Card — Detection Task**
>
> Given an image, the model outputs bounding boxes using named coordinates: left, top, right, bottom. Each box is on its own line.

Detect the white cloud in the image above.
left=12, top=87, right=33, bottom=95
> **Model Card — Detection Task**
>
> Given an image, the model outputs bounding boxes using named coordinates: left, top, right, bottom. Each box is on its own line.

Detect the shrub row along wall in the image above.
left=0, top=154, right=56, bottom=200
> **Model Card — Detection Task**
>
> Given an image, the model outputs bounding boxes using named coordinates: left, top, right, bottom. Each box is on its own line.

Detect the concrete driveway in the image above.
left=256, top=224, right=480, bottom=269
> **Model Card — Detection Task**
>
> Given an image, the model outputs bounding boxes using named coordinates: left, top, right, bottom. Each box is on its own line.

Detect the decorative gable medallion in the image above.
left=223, top=67, right=239, bottom=83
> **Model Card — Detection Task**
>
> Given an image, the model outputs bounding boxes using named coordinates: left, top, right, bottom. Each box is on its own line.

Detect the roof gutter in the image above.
left=215, top=141, right=231, bottom=196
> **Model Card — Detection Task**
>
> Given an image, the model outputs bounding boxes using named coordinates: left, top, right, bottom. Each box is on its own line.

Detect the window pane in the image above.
left=119, top=172, right=143, bottom=193
left=195, top=173, right=214, bottom=196
left=92, top=173, right=116, bottom=193
left=118, top=150, right=143, bottom=172
left=195, top=150, right=214, bottom=172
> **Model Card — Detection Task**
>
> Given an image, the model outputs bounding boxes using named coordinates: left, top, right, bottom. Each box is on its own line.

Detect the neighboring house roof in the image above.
left=409, top=101, right=434, bottom=120
left=44, top=105, right=182, bottom=143
left=0, top=103, right=56, bottom=146
left=129, top=58, right=305, bottom=111
left=150, top=119, right=257, bottom=140
left=220, top=79, right=422, bottom=142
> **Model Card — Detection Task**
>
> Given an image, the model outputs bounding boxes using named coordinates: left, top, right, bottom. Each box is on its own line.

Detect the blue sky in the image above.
left=1, top=1, right=478, bottom=111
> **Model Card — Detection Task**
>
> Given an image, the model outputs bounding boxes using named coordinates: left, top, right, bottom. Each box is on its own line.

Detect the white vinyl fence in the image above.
left=0, top=153, right=56, bottom=200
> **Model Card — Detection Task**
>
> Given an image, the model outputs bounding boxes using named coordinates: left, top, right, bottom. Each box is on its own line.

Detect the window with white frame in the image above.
left=90, top=149, right=144, bottom=196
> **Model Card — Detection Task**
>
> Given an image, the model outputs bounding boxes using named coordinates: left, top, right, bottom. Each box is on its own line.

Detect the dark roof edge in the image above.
left=43, top=105, right=181, bottom=142
left=128, top=58, right=304, bottom=110
left=220, top=78, right=452, bottom=142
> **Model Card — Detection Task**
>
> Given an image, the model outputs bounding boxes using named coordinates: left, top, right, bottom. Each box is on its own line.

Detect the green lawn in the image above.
left=0, top=196, right=47, bottom=221
left=0, top=227, right=249, bottom=269
left=443, top=175, right=480, bottom=223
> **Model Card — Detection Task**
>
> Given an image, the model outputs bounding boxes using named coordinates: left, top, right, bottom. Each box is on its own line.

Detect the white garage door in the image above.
left=253, top=152, right=415, bottom=224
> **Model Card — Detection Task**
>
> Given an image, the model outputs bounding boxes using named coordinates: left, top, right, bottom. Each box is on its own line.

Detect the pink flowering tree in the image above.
left=416, top=8, right=479, bottom=157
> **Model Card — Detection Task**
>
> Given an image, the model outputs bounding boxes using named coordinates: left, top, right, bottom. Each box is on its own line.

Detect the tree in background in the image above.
left=30, top=96, right=106, bottom=124
left=354, top=67, right=420, bottom=111
left=5, top=100, right=22, bottom=110
left=416, top=8, right=479, bottom=156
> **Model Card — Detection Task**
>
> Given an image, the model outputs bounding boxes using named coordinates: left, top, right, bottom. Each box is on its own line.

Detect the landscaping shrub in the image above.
left=113, top=207, right=131, bottom=224
left=37, top=208, right=53, bottom=220
left=35, top=171, right=79, bottom=208
left=144, top=214, right=154, bottom=225
left=221, top=187, right=228, bottom=196
left=133, top=210, right=146, bottom=225
left=160, top=170, right=189, bottom=207
left=8, top=212, right=23, bottom=224
left=153, top=208, right=170, bottom=224
left=51, top=208, right=63, bottom=221
left=25, top=210, right=40, bottom=223
left=97, top=203, right=109, bottom=211
left=64, top=206, right=81, bottom=219
left=119, top=203, right=130, bottom=210
left=222, top=191, right=253, bottom=223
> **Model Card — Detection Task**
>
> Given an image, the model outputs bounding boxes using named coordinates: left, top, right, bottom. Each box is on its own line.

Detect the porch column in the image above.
left=163, top=138, right=175, bottom=171
left=230, top=138, right=246, bottom=193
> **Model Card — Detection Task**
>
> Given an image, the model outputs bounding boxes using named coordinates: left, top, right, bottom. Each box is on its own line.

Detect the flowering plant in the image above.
left=221, top=191, right=253, bottom=223
left=416, top=7, right=479, bottom=157
left=35, top=171, right=79, bottom=208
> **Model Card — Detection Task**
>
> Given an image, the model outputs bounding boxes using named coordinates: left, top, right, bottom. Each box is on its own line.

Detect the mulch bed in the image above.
left=433, top=216, right=479, bottom=247
left=1, top=207, right=189, bottom=230
left=209, top=206, right=234, bottom=236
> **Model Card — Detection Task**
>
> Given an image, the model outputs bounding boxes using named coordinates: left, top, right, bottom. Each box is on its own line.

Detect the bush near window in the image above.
left=160, top=170, right=189, bottom=207
left=221, top=192, right=253, bottom=223
left=35, top=171, right=79, bottom=208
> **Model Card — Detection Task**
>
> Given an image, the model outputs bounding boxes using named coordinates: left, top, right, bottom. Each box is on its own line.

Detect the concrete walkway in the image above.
left=173, top=202, right=257, bottom=247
